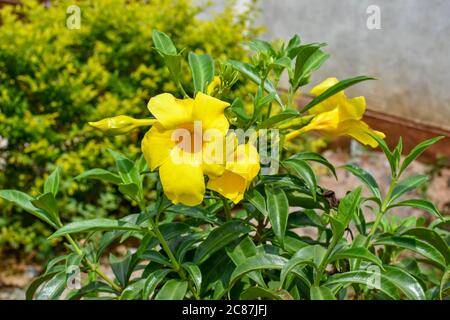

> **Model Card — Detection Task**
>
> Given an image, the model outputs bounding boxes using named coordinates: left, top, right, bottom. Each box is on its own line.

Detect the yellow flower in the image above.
left=285, top=77, right=385, bottom=147
left=207, top=76, right=221, bottom=95
left=207, top=142, right=260, bottom=204
left=89, top=115, right=156, bottom=136
left=141, top=92, right=231, bottom=206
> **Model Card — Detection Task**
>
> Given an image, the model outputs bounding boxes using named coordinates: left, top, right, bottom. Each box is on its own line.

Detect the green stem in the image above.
left=315, top=237, right=339, bottom=286
left=222, top=196, right=232, bottom=221
left=176, top=80, right=189, bottom=99
left=143, top=203, right=200, bottom=300
left=65, top=234, right=122, bottom=292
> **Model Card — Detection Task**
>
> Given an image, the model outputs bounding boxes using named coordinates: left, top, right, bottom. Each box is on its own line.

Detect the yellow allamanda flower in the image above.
left=285, top=77, right=385, bottom=147
left=207, top=135, right=260, bottom=204
left=141, top=92, right=260, bottom=206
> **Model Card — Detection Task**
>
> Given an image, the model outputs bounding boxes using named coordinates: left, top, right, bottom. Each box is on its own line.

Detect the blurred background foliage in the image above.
left=0, top=0, right=263, bottom=258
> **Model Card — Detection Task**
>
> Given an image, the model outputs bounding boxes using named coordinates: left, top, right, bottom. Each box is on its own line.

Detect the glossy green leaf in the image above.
left=257, top=109, right=299, bottom=129
left=194, top=220, right=252, bottom=264
left=382, top=266, right=426, bottom=300
left=226, top=60, right=283, bottom=107
left=0, top=190, right=59, bottom=228
left=282, top=159, right=317, bottom=200
left=301, top=76, right=375, bottom=113
left=44, top=168, right=60, bottom=196
left=183, top=262, right=202, bottom=292
left=265, top=186, right=289, bottom=247
left=31, top=192, right=59, bottom=224
left=290, top=151, right=337, bottom=179
left=229, top=254, right=288, bottom=288
left=188, top=52, right=214, bottom=94
left=240, top=286, right=292, bottom=300
left=330, top=187, right=362, bottom=238
left=399, top=136, right=444, bottom=176
left=401, top=228, right=450, bottom=264
left=245, top=188, right=268, bottom=216
left=49, top=218, right=143, bottom=240
left=110, top=253, right=132, bottom=287
left=310, top=286, right=336, bottom=300
left=143, top=269, right=172, bottom=300
left=343, top=164, right=381, bottom=200
left=280, top=256, right=316, bottom=287
left=74, top=168, right=122, bottom=184
left=154, top=279, right=188, bottom=300
left=328, top=247, right=383, bottom=269
left=26, top=270, right=62, bottom=300
left=375, top=236, right=446, bottom=268
left=119, top=279, right=146, bottom=300
left=151, top=29, right=177, bottom=55
left=389, top=175, right=428, bottom=204
left=36, top=272, right=66, bottom=300
left=389, top=199, right=443, bottom=219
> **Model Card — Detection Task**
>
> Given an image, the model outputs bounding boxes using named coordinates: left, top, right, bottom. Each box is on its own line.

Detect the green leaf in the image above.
left=289, top=151, right=337, bottom=179
left=265, top=186, right=289, bottom=247
left=108, top=150, right=141, bottom=186
left=400, top=228, right=450, bottom=265
left=118, top=183, right=140, bottom=201
left=399, top=136, right=444, bottom=176
left=282, top=159, right=317, bottom=200
left=328, top=247, right=383, bottom=269
left=292, top=45, right=329, bottom=89
left=49, top=218, right=143, bottom=240
left=230, top=97, right=251, bottom=122
left=151, top=29, right=177, bottom=55
left=67, top=282, right=116, bottom=300
left=119, top=279, right=146, bottom=300
left=194, top=220, right=252, bottom=264
left=240, top=286, right=292, bottom=300
left=110, top=254, right=132, bottom=287
left=343, top=164, right=381, bottom=200
left=26, top=270, right=61, bottom=300
left=154, top=279, right=188, bottom=300
left=0, top=190, right=59, bottom=228
left=389, top=175, right=428, bottom=204
left=330, top=187, right=362, bottom=238
left=44, top=168, right=60, bottom=196
left=229, top=254, right=288, bottom=288
left=183, top=262, right=202, bottom=293
left=143, top=269, right=172, bottom=300
left=188, top=52, right=214, bottom=94
left=31, top=192, right=59, bottom=224
left=245, top=188, right=268, bottom=216
left=280, top=256, right=316, bottom=287
left=301, top=76, right=375, bottom=114
left=382, top=266, right=426, bottom=300
left=310, top=286, right=336, bottom=300
left=36, top=272, right=66, bottom=300
left=326, top=269, right=425, bottom=300
left=375, top=236, right=446, bottom=268
left=257, top=109, right=299, bottom=129
left=75, top=168, right=122, bottom=184
left=226, top=60, right=284, bottom=108
left=367, top=132, right=396, bottom=175
left=389, top=199, right=443, bottom=219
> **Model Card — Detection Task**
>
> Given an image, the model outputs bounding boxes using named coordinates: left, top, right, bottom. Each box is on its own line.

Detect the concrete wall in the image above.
left=249, top=0, right=450, bottom=130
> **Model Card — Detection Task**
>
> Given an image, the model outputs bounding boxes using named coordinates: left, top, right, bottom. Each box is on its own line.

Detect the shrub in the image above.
left=0, top=0, right=260, bottom=256
left=1, top=29, right=448, bottom=300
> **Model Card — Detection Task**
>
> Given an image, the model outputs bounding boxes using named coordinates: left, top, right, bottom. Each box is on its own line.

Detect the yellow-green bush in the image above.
left=0, top=0, right=260, bottom=257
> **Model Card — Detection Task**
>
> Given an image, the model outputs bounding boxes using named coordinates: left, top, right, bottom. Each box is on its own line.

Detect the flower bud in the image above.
left=88, top=115, right=156, bottom=136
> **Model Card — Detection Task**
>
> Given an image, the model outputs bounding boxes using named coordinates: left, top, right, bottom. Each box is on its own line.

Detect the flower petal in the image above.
left=309, top=77, right=346, bottom=115
left=226, top=143, right=260, bottom=185
left=141, top=123, right=175, bottom=170
left=337, top=120, right=386, bottom=148
left=192, top=92, right=230, bottom=135
left=147, top=93, right=193, bottom=129
left=159, top=156, right=205, bottom=206
left=207, top=170, right=247, bottom=204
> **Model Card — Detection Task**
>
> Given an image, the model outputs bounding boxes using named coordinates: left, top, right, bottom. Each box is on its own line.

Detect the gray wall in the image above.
left=254, top=0, right=450, bottom=130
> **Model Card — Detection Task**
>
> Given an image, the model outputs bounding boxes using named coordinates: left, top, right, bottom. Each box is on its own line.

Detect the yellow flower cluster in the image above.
left=286, top=78, right=385, bottom=147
